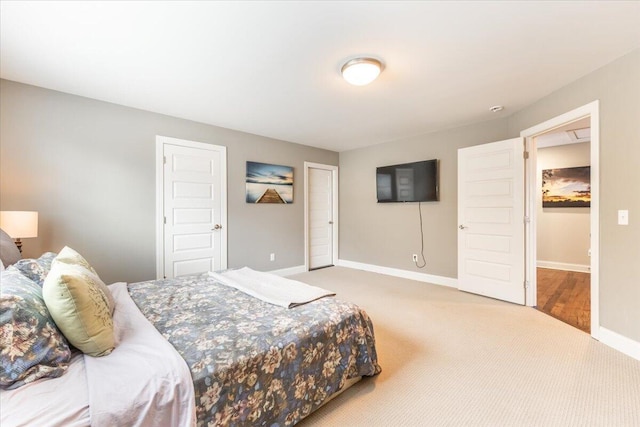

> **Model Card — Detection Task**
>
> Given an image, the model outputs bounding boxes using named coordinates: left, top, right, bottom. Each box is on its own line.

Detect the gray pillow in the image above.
left=0, top=228, right=21, bottom=267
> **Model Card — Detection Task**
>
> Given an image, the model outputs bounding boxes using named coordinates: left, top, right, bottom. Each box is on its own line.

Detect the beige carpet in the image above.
left=291, top=267, right=640, bottom=427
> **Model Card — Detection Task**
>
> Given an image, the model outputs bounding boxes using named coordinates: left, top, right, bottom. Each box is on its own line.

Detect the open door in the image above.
left=458, top=138, right=525, bottom=305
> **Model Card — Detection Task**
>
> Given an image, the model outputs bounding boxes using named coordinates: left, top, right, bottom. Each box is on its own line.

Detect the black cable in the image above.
left=415, top=201, right=427, bottom=268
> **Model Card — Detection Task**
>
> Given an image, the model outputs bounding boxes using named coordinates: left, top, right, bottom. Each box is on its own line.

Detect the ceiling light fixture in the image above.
left=341, top=57, right=384, bottom=86
left=489, top=105, right=504, bottom=113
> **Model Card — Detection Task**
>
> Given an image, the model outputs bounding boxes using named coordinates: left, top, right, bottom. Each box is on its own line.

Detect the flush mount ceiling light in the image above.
left=341, top=57, right=384, bottom=86
left=489, top=105, right=504, bottom=113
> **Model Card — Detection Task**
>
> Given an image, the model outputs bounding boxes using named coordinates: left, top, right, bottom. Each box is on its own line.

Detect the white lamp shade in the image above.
left=0, top=211, right=39, bottom=238
left=342, top=58, right=383, bottom=86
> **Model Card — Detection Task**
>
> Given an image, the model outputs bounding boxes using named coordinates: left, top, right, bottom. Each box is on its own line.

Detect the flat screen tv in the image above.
left=376, top=159, right=439, bottom=203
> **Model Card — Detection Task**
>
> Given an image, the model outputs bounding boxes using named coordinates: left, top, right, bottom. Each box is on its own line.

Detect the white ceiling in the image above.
left=2, top=1, right=639, bottom=152
left=535, top=117, right=591, bottom=148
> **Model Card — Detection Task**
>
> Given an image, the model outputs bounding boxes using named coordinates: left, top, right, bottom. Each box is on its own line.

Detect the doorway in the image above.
left=304, top=162, right=338, bottom=271
left=456, top=101, right=599, bottom=339
left=533, top=118, right=591, bottom=333
left=521, top=101, right=600, bottom=340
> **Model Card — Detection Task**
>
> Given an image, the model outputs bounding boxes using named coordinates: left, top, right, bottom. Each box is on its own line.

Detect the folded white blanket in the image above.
left=209, top=267, right=335, bottom=308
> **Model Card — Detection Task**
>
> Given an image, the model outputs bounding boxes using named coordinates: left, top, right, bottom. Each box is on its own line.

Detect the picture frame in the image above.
left=246, top=161, right=294, bottom=204
left=542, top=166, right=590, bottom=207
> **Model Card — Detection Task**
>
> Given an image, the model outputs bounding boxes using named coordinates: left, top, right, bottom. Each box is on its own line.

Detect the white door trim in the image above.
left=304, top=162, right=339, bottom=271
left=155, top=135, right=228, bottom=279
left=520, top=100, right=600, bottom=340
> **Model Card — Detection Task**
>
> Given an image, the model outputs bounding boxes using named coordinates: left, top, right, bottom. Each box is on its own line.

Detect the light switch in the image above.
left=618, top=210, right=629, bottom=225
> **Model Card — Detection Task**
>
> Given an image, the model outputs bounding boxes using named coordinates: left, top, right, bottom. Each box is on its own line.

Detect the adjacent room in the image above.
left=1, top=1, right=639, bottom=426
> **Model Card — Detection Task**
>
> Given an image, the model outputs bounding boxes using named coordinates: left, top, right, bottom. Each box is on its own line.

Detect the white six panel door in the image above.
left=458, top=138, right=525, bottom=305
left=162, top=141, right=225, bottom=278
left=308, top=167, right=333, bottom=269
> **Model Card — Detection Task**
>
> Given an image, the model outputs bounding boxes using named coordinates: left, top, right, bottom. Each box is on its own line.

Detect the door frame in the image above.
left=304, top=162, right=339, bottom=271
left=520, top=100, right=600, bottom=339
left=155, top=135, right=228, bottom=279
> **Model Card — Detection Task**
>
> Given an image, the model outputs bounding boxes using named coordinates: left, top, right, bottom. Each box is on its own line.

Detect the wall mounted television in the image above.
left=376, top=159, right=439, bottom=203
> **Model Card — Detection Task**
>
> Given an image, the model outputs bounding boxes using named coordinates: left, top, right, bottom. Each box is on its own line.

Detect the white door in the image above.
left=156, top=136, right=227, bottom=279
left=306, top=164, right=337, bottom=270
left=458, top=138, right=525, bottom=304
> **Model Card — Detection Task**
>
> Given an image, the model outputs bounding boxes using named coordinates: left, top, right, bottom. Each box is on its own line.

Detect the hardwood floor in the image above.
left=536, top=268, right=590, bottom=333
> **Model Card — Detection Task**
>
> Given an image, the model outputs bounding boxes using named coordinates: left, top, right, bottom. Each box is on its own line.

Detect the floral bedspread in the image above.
left=127, top=273, right=381, bottom=426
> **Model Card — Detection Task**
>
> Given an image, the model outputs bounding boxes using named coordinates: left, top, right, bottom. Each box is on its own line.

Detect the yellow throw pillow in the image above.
left=43, top=247, right=115, bottom=357
left=51, top=246, right=115, bottom=314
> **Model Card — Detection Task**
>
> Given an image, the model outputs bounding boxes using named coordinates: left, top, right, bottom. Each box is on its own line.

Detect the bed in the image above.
left=0, top=246, right=381, bottom=426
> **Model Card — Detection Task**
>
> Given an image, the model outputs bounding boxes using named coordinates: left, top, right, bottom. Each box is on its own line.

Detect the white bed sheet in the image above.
left=0, top=352, right=90, bottom=427
left=1, top=282, right=196, bottom=427
left=86, top=282, right=196, bottom=427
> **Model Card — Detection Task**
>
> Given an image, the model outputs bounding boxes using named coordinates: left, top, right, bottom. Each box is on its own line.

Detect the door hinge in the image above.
left=524, top=280, right=530, bottom=289
left=163, top=156, right=167, bottom=164
left=163, top=216, right=166, bottom=224
left=524, top=216, right=530, bottom=224
left=523, top=151, right=529, bottom=159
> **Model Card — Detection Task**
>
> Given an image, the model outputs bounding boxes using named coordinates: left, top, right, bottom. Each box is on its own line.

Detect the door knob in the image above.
left=459, top=224, right=467, bottom=230
left=328, top=221, right=334, bottom=225
left=212, top=224, right=222, bottom=230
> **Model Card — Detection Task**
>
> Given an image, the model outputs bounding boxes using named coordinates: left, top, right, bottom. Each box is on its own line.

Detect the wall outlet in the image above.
left=270, top=253, right=275, bottom=262
left=412, top=254, right=418, bottom=262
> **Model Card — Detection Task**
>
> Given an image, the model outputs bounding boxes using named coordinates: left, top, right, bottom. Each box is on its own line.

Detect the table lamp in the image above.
left=0, top=211, right=38, bottom=253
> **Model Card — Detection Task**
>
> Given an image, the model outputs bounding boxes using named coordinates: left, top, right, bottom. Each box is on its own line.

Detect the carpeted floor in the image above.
left=291, top=267, right=640, bottom=426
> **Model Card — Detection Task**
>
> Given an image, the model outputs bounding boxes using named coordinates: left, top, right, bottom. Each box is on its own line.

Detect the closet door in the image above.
left=157, top=136, right=227, bottom=279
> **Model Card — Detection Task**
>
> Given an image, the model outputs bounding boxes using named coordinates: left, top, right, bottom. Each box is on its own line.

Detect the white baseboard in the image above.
left=537, top=260, right=590, bottom=273
left=269, top=265, right=307, bottom=277
left=336, top=259, right=458, bottom=288
left=598, top=327, right=640, bottom=361
left=333, top=260, right=638, bottom=362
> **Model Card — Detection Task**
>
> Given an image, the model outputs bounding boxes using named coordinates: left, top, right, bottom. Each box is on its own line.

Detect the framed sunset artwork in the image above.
left=542, top=166, right=591, bottom=207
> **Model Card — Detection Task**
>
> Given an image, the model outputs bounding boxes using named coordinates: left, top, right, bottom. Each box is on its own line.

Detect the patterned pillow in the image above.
left=43, top=247, right=115, bottom=357
left=8, top=253, right=57, bottom=287
left=0, top=269, right=72, bottom=389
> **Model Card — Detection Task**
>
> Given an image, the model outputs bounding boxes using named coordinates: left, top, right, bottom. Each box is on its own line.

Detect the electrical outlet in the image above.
left=270, top=253, right=275, bottom=262
left=412, top=254, right=418, bottom=262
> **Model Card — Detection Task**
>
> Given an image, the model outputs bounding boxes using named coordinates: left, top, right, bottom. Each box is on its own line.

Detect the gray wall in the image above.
left=0, top=80, right=338, bottom=284
left=339, top=48, right=639, bottom=343
left=339, top=118, right=509, bottom=278
left=508, top=49, right=640, bottom=343
left=536, top=143, right=591, bottom=268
